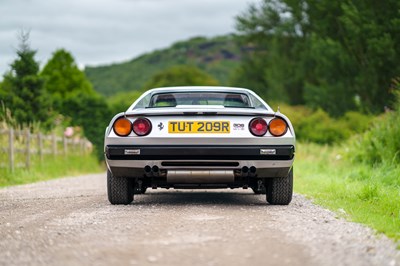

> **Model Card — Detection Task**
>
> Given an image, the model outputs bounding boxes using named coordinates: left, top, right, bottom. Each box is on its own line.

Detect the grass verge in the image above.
left=294, top=142, right=400, bottom=242
left=0, top=154, right=103, bottom=187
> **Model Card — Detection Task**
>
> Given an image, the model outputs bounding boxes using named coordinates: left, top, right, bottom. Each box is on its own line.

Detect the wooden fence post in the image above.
left=9, top=129, right=14, bottom=172
left=63, top=135, right=67, bottom=156
left=38, top=133, right=43, bottom=162
left=80, top=139, right=86, bottom=155
left=26, top=129, right=30, bottom=169
left=1, top=129, right=91, bottom=171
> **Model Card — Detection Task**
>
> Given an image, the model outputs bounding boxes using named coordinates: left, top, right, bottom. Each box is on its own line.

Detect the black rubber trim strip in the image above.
left=106, top=145, right=294, bottom=161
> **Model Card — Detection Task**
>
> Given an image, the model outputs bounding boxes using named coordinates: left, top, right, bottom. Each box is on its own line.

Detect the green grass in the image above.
left=294, top=142, right=400, bottom=241
left=0, top=154, right=103, bottom=187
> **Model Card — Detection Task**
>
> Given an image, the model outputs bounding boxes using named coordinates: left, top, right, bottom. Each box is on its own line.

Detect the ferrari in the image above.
left=104, top=87, right=295, bottom=205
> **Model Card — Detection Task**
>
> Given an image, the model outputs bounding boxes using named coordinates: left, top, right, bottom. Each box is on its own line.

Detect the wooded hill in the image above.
left=84, top=35, right=248, bottom=96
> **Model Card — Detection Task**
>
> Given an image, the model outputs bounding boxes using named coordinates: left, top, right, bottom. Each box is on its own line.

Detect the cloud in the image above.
left=0, top=0, right=252, bottom=75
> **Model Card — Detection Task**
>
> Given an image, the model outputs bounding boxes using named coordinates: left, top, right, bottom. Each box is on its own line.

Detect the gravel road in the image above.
left=0, top=173, right=399, bottom=266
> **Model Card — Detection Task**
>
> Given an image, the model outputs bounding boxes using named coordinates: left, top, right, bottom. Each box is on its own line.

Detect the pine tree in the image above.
left=1, top=31, right=52, bottom=127
left=41, top=48, right=111, bottom=160
left=41, top=49, right=96, bottom=113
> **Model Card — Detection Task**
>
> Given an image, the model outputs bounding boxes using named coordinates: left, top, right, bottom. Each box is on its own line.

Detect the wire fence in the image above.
left=0, top=128, right=92, bottom=172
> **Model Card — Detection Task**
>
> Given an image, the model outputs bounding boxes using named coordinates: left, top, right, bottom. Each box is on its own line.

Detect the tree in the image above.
left=234, top=0, right=308, bottom=105
left=0, top=31, right=52, bottom=127
left=235, top=0, right=400, bottom=115
left=41, top=49, right=111, bottom=160
left=62, top=91, right=111, bottom=160
left=303, top=0, right=400, bottom=114
left=230, top=51, right=269, bottom=99
left=41, top=49, right=96, bottom=112
left=143, top=65, right=219, bottom=90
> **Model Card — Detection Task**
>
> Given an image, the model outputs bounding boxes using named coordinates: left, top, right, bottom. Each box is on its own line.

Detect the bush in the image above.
left=339, top=111, right=372, bottom=133
left=278, top=104, right=372, bottom=144
left=298, top=109, right=350, bottom=144
left=351, top=111, right=400, bottom=165
left=349, top=84, right=400, bottom=165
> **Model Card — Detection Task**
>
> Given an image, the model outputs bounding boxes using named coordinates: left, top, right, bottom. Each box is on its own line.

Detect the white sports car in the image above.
left=104, top=86, right=295, bottom=205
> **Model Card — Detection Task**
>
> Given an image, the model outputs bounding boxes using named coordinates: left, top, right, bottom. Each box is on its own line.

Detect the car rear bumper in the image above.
left=105, top=145, right=295, bottom=178
left=105, top=145, right=294, bottom=160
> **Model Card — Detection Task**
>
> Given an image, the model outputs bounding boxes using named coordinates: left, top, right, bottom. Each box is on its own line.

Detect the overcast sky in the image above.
left=0, top=0, right=254, bottom=76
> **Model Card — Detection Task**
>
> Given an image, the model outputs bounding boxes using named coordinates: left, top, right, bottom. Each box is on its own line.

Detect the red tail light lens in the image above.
left=249, top=118, right=268, bottom=136
left=133, top=118, right=152, bottom=136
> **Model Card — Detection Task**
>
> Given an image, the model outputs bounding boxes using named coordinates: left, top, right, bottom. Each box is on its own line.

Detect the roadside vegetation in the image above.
left=295, top=143, right=400, bottom=241
left=290, top=94, right=400, bottom=241
left=0, top=119, right=103, bottom=187
left=0, top=32, right=106, bottom=185
left=0, top=154, right=102, bottom=187
left=0, top=32, right=110, bottom=161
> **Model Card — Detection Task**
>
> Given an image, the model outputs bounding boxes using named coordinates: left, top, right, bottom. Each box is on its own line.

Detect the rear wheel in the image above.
left=107, top=169, right=133, bottom=205
left=266, top=168, right=293, bottom=205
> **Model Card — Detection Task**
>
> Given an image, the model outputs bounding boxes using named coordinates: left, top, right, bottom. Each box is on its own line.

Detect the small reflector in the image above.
left=124, top=149, right=140, bottom=155
left=260, top=149, right=276, bottom=155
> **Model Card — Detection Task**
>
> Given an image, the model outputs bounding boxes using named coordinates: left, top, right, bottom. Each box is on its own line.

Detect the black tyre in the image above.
left=107, top=170, right=133, bottom=205
left=266, top=168, right=293, bottom=205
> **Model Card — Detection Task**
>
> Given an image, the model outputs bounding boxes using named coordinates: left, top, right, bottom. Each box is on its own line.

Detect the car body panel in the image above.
left=104, top=86, right=295, bottom=189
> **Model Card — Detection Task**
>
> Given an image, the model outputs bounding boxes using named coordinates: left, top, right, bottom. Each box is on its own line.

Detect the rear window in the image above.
left=145, top=92, right=252, bottom=108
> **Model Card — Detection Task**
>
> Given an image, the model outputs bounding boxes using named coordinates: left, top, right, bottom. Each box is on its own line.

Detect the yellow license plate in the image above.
left=168, top=121, right=230, bottom=133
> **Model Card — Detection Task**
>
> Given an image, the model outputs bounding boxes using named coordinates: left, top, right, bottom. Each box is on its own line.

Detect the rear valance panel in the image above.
left=106, top=145, right=295, bottom=161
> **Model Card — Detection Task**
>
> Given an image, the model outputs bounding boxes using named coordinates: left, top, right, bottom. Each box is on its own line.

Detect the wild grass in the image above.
left=0, top=154, right=103, bottom=187
left=294, top=142, right=400, bottom=241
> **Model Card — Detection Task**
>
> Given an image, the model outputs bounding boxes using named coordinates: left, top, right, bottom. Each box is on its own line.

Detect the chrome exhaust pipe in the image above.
left=241, top=166, right=249, bottom=177
left=167, top=170, right=234, bottom=183
left=250, top=166, right=257, bottom=174
left=144, top=165, right=152, bottom=177
left=152, top=165, right=159, bottom=177
left=250, top=166, right=257, bottom=177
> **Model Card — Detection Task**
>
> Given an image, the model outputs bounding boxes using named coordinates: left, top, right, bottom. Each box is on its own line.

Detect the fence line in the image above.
left=0, top=128, right=92, bottom=172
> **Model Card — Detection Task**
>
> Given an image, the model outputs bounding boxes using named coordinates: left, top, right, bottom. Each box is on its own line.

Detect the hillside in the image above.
left=84, top=35, right=249, bottom=96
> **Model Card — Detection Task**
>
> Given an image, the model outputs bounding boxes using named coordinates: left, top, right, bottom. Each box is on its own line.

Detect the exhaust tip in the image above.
left=152, top=165, right=159, bottom=173
left=242, top=166, right=249, bottom=173
left=250, top=166, right=257, bottom=173
left=144, top=165, right=151, bottom=173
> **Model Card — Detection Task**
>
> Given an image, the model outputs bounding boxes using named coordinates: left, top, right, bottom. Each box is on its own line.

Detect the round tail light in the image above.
left=133, top=118, right=152, bottom=136
left=269, top=118, right=288, bottom=136
left=113, top=117, right=132, bottom=136
left=249, top=118, right=268, bottom=136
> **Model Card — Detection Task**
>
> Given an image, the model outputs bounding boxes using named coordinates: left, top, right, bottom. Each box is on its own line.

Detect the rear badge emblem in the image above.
left=125, top=149, right=140, bottom=155
left=158, top=122, right=164, bottom=131
left=233, top=123, right=245, bottom=130
left=260, top=149, right=276, bottom=155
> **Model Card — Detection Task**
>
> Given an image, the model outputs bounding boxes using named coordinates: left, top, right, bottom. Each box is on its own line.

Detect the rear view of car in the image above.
left=104, top=87, right=295, bottom=205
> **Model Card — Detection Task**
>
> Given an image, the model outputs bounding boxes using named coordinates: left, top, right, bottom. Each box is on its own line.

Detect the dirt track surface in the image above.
left=0, top=173, right=399, bottom=266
